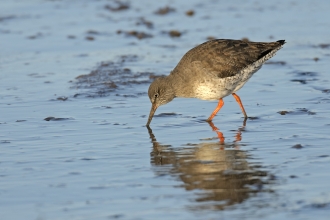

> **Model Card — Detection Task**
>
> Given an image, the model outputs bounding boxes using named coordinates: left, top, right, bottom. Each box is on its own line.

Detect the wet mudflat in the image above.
left=1, top=0, right=330, bottom=219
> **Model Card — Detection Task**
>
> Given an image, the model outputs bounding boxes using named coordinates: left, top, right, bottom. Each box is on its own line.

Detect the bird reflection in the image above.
left=147, top=120, right=270, bottom=210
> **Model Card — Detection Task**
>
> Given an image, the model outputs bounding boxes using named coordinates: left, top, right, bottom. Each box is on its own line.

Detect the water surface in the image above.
left=1, top=0, right=330, bottom=219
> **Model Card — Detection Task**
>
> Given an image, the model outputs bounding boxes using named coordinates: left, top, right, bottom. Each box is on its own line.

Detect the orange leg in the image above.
left=232, top=93, right=248, bottom=118
left=207, top=98, right=224, bottom=121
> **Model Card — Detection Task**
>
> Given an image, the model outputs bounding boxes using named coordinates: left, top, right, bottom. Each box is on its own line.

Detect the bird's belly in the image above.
left=193, top=65, right=261, bottom=100
left=194, top=77, right=239, bottom=100
left=194, top=85, right=229, bottom=100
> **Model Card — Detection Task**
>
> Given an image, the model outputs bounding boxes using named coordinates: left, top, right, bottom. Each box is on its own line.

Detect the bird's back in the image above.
left=169, top=39, right=285, bottom=99
left=171, top=39, right=285, bottom=79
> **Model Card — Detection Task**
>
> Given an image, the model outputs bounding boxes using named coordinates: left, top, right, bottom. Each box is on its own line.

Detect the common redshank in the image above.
left=146, top=39, right=285, bottom=126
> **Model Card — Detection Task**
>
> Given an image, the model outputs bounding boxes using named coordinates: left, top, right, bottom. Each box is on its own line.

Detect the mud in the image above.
left=72, top=55, right=156, bottom=97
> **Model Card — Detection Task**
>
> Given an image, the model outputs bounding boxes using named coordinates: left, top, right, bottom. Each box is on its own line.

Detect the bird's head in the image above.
left=146, top=77, right=175, bottom=126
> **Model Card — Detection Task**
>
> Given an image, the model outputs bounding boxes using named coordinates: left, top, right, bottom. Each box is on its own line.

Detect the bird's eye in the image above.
left=154, top=93, right=159, bottom=98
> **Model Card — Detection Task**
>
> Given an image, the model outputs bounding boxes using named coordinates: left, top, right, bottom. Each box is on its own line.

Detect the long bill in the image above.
left=146, top=103, right=158, bottom=126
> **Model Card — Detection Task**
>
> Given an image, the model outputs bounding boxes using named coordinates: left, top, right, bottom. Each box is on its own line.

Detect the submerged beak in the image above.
left=146, top=103, right=158, bottom=126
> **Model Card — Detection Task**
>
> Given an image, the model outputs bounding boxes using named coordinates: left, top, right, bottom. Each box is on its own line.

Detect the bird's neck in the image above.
left=167, top=71, right=194, bottom=98
left=166, top=73, right=180, bottom=96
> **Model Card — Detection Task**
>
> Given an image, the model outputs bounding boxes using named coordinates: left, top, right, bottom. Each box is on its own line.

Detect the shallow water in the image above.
left=1, top=0, right=330, bottom=219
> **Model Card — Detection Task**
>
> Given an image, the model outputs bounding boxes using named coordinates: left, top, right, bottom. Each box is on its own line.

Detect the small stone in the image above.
left=169, top=30, right=181, bottom=38
left=186, top=10, right=195, bottom=16
left=278, top=110, right=289, bottom=115
left=241, top=37, right=249, bottom=42
left=85, top=36, right=95, bottom=41
left=155, top=6, right=175, bottom=15
left=292, top=144, right=303, bottom=149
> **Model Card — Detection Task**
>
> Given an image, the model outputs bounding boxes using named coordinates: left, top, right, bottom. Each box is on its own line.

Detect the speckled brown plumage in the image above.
left=146, top=39, right=285, bottom=126
left=172, top=39, right=285, bottom=79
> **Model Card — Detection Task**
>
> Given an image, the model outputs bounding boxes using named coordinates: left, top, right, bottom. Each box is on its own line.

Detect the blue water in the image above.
left=1, top=0, right=330, bottom=219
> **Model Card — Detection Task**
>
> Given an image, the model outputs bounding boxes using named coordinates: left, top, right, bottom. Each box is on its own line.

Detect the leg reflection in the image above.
left=235, top=118, right=247, bottom=143
left=207, top=119, right=247, bottom=146
left=207, top=121, right=225, bottom=144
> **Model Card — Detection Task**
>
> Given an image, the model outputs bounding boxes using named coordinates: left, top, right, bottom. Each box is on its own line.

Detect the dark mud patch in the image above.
left=294, top=71, right=318, bottom=77
left=278, top=108, right=316, bottom=115
left=168, top=30, right=182, bottom=38
left=89, top=185, right=111, bottom=190
left=157, top=44, right=177, bottom=49
left=248, top=116, right=259, bottom=120
left=56, top=96, right=68, bottom=101
left=185, top=10, right=195, bottom=16
left=292, top=144, right=303, bottom=149
left=67, top=35, right=76, bottom=39
left=265, top=61, right=286, bottom=65
left=104, top=1, right=130, bottom=12
left=313, top=43, right=330, bottom=49
left=160, top=30, right=184, bottom=38
left=296, top=108, right=316, bottom=115
left=72, top=55, right=161, bottom=98
left=312, top=87, right=330, bottom=94
left=136, top=17, right=153, bottom=29
left=0, top=15, right=16, bottom=22
left=101, top=106, right=112, bottom=109
left=27, top=32, right=44, bottom=40
left=117, top=30, right=153, bottom=39
left=49, top=96, right=68, bottom=101
left=86, top=29, right=100, bottom=34
left=44, top=117, right=73, bottom=121
left=154, top=6, right=175, bottom=15
left=278, top=110, right=289, bottom=115
left=310, top=202, right=330, bottom=209
left=85, top=36, right=95, bottom=41
left=116, top=94, right=138, bottom=98
left=28, top=72, right=45, bottom=77
left=289, top=175, right=298, bottom=178
left=108, top=214, right=125, bottom=219
left=81, top=157, right=97, bottom=161
left=291, top=79, right=310, bottom=84
left=154, top=112, right=181, bottom=118
left=84, top=30, right=113, bottom=41
left=290, top=71, right=318, bottom=84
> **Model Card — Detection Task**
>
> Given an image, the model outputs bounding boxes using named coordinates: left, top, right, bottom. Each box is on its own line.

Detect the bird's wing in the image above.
left=172, top=39, right=284, bottom=78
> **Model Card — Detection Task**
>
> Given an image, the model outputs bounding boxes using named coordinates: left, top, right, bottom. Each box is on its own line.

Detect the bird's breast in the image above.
left=193, top=77, right=237, bottom=100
